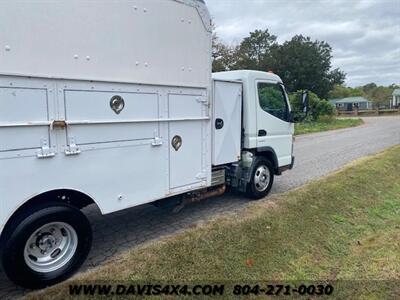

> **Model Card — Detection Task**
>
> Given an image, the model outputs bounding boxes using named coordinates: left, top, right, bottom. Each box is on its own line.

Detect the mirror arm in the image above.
left=288, top=111, right=295, bottom=123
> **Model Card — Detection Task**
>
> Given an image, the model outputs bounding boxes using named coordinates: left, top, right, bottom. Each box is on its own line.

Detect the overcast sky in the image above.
left=206, top=0, right=400, bottom=87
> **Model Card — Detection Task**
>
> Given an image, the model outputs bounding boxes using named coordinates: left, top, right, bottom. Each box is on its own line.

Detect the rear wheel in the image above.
left=1, top=202, right=92, bottom=289
left=246, top=158, right=274, bottom=199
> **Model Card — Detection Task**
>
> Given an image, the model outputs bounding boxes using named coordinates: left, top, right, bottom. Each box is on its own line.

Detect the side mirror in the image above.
left=301, top=90, right=309, bottom=114
left=287, top=111, right=295, bottom=123
left=291, top=90, right=309, bottom=123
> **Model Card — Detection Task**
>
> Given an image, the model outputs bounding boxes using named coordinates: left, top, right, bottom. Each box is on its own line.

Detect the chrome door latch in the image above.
left=37, top=139, right=55, bottom=159
left=65, top=137, right=81, bottom=156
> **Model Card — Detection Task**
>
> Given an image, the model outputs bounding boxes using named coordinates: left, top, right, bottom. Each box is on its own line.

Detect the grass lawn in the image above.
left=30, top=146, right=400, bottom=299
left=295, top=118, right=364, bottom=135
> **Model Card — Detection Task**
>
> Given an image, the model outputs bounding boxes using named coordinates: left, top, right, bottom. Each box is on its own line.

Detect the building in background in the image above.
left=329, top=96, right=372, bottom=111
left=392, top=89, right=400, bottom=108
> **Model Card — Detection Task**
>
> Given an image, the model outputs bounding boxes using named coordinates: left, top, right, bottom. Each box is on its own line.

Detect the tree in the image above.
left=328, top=84, right=364, bottom=99
left=211, top=31, right=345, bottom=99
left=326, top=83, right=395, bottom=108
left=388, top=83, right=400, bottom=89
left=362, top=83, right=377, bottom=94
left=350, top=83, right=394, bottom=108
left=232, top=29, right=277, bottom=71
left=269, top=35, right=345, bottom=99
left=366, top=86, right=392, bottom=108
left=212, top=33, right=236, bottom=72
left=289, top=91, right=335, bottom=121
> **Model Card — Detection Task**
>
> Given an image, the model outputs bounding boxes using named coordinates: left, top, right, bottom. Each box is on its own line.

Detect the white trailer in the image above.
left=0, top=0, right=308, bottom=288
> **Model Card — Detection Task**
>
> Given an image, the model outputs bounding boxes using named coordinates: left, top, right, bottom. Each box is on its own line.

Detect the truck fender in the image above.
left=0, top=189, right=99, bottom=245
left=255, top=147, right=279, bottom=175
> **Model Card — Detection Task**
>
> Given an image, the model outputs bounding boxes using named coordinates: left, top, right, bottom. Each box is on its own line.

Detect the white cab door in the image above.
left=256, top=81, right=293, bottom=167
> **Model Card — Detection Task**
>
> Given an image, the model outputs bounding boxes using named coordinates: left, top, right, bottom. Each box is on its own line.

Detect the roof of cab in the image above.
left=212, top=70, right=283, bottom=83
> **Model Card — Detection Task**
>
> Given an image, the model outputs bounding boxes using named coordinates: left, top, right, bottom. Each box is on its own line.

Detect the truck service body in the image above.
left=0, top=0, right=302, bottom=288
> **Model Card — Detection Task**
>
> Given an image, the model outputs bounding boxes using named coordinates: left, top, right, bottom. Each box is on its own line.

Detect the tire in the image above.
left=1, top=202, right=92, bottom=289
left=246, top=158, right=274, bottom=200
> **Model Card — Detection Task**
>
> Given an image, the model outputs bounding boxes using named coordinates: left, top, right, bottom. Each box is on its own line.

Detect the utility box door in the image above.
left=64, top=90, right=160, bottom=145
left=212, top=80, right=242, bottom=165
left=168, top=94, right=208, bottom=189
left=0, top=87, right=51, bottom=155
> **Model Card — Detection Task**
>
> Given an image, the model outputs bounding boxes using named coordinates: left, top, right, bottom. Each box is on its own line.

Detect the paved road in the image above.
left=1, top=116, right=399, bottom=298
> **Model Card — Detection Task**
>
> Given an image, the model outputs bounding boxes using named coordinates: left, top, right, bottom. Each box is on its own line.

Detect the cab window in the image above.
left=258, top=82, right=289, bottom=121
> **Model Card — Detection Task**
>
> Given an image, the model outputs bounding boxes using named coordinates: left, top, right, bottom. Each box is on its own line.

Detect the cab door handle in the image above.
left=258, top=130, right=267, bottom=136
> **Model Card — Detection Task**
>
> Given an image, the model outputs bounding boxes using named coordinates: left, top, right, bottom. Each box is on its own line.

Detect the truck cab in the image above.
left=214, top=70, right=294, bottom=167
left=212, top=71, right=295, bottom=198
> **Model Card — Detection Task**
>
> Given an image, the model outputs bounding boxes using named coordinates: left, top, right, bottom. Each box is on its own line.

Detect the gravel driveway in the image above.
left=1, top=116, right=399, bottom=298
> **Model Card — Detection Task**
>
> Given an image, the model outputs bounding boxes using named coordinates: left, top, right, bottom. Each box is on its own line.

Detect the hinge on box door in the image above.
left=151, top=131, right=163, bottom=146
left=37, top=139, right=55, bottom=159
left=50, top=120, right=67, bottom=130
left=65, top=137, right=81, bottom=156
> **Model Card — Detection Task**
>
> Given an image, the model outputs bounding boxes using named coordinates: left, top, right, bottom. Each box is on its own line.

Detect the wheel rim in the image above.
left=24, top=222, right=78, bottom=273
left=254, top=165, right=270, bottom=192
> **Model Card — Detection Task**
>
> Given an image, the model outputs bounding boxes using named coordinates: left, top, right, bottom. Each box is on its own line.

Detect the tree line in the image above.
left=212, top=29, right=345, bottom=100
left=212, top=29, right=398, bottom=107
left=328, top=83, right=399, bottom=108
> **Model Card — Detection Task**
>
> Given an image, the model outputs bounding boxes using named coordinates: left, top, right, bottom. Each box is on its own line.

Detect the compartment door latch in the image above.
left=65, top=137, right=81, bottom=156
left=37, top=139, right=55, bottom=159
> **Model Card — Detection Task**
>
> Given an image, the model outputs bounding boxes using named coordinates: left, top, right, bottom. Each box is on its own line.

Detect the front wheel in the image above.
left=246, top=158, right=274, bottom=199
left=1, top=202, right=92, bottom=289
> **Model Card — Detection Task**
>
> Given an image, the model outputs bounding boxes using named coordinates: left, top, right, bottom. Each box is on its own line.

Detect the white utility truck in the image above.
left=0, top=0, right=308, bottom=288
